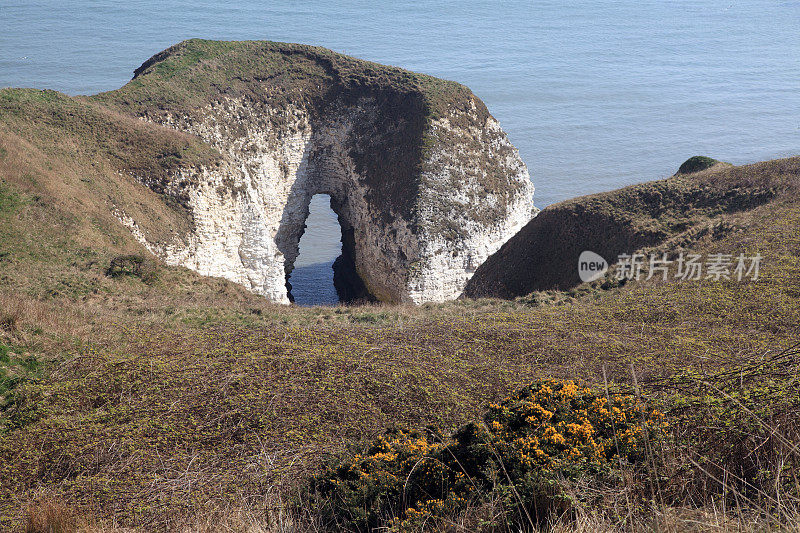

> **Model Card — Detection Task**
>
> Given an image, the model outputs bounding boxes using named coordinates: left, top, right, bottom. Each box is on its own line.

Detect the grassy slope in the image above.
left=0, top=87, right=219, bottom=246
left=0, top=134, right=798, bottom=528
left=464, top=157, right=789, bottom=297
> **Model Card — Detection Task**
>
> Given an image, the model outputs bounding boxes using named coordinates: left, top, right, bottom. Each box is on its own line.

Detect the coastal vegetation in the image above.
left=0, top=150, right=798, bottom=530
left=1, top=40, right=799, bottom=531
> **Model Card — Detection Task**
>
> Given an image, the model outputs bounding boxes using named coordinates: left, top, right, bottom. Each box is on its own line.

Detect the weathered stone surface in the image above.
left=102, top=40, right=536, bottom=304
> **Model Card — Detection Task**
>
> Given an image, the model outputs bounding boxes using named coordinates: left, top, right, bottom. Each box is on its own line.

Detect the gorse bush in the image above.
left=311, top=379, right=666, bottom=531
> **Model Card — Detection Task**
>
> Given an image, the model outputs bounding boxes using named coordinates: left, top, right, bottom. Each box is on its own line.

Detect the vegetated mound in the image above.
left=676, top=155, right=728, bottom=175
left=463, top=157, right=798, bottom=299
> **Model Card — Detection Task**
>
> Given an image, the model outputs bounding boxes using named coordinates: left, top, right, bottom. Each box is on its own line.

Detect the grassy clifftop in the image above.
left=95, top=39, right=483, bottom=123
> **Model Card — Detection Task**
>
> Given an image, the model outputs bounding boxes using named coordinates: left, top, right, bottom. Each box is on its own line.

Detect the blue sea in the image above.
left=2, top=1, right=799, bottom=305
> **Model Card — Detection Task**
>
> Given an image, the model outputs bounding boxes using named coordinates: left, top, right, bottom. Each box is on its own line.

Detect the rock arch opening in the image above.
left=286, top=193, right=375, bottom=306
left=286, top=194, right=340, bottom=305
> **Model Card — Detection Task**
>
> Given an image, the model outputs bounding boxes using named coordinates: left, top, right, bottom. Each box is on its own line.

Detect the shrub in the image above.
left=311, top=379, right=666, bottom=531
left=105, top=254, right=157, bottom=284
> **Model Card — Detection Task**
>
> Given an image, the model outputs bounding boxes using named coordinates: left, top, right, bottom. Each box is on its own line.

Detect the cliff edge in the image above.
left=93, top=39, right=535, bottom=304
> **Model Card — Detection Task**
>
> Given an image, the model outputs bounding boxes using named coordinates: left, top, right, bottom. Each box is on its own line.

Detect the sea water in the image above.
left=2, top=0, right=798, bottom=305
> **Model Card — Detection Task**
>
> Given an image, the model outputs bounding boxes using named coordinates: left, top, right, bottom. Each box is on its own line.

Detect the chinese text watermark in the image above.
left=579, top=251, right=761, bottom=282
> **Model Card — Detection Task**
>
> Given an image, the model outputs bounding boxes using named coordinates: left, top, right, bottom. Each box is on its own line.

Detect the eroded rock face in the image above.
left=107, top=40, right=535, bottom=304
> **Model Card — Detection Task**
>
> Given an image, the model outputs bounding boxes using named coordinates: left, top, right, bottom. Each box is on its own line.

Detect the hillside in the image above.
left=0, top=109, right=798, bottom=532
left=464, top=157, right=787, bottom=298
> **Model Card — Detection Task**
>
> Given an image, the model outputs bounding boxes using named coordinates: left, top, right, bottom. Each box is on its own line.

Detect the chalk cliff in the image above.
left=96, top=39, right=535, bottom=304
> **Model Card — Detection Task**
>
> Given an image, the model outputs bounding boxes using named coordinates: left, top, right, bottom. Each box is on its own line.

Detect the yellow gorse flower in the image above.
left=322, top=379, right=668, bottom=531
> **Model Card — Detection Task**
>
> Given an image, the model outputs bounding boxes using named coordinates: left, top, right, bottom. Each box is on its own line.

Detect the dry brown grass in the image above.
left=544, top=505, right=800, bottom=533
left=0, top=292, right=92, bottom=343
left=24, top=498, right=80, bottom=533
left=22, top=491, right=318, bottom=533
left=21, top=495, right=800, bottom=532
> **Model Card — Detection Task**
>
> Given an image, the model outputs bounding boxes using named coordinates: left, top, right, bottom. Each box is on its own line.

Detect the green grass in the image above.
left=677, top=154, right=728, bottom=174
left=0, top=181, right=21, bottom=214
left=0, top=342, right=41, bottom=433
